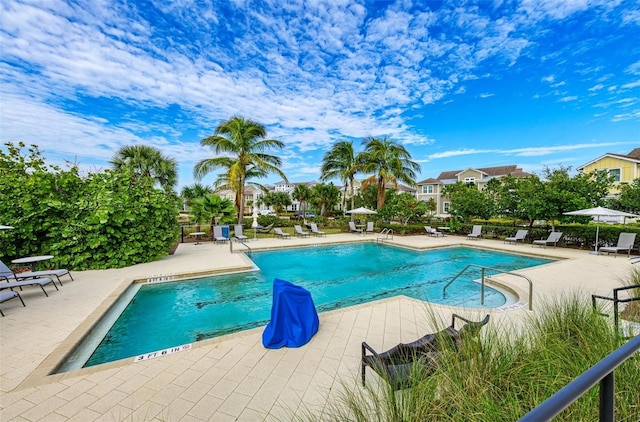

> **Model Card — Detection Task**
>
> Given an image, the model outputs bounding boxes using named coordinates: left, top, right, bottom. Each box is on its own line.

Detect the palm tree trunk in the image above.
left=377, top=176, right=385, bottom=209
left=238, top=175, right=246, bottom=224
left=349, top=176, right=355, bottom=210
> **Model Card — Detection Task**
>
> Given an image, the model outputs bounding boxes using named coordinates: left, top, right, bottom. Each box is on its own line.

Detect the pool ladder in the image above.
left=442, top=264, right=533, bottom=311
left=230, top=238, right=252, bottom=257
left=376, top=228, right=394, bottom=244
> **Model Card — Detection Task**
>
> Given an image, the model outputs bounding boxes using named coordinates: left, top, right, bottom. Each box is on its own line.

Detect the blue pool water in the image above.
left=77, top=244, right=551, bottom=369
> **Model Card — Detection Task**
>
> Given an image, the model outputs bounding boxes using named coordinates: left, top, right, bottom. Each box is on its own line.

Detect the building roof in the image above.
left=436, top=165, right=529, bottom=181
left=577, top=148, right=640, bottom=170
left=416, top=177, right=442, bottom=184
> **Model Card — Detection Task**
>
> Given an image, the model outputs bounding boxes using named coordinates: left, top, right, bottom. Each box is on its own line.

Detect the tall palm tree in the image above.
left=320, top=141, right=360, bottom=214
left=292, top=183, right=312, bottom=221
left=194, top=116, right=288, bottom=224
left=110, top=145, right=178, bottom=192
left=180, top=183, right=211, bottom=210
left=358, top=137, right=420, bottom=209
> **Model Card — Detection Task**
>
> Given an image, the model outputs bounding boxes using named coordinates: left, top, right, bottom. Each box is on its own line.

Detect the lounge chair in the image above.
left=274, top=227, right=291, bottom=239
left=310, top=223, right=326, bottom=237
left=505, top=229, right=528, bottom=244
left=0, top=277, right=58, bottom=297
left=213, top=226, right=229, bottom=244
left=294, top=225, right=309, bottom=237
left=425, top=226, right=444, bottom=237
left=362, top=314, right=490, bottom=390
left=256, top=223, right=274, bottom=234
left=599, top=233, right=637, bottom=257
left=0, top=259, right=72, bottom=287
left=365, top=222, right=375, bottom=234
left=0, top=290, right=25, bottom=316
left=467, top=225, right=482, bottom=240
left=532, top=231, right=563, bottom=248
left=234, top=224, right=248, bottom=242
left=349, top=221, right=363, bottom=234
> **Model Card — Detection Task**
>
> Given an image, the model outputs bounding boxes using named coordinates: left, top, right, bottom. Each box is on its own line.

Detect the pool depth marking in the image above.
left=134, top=343, right=192, bottom=362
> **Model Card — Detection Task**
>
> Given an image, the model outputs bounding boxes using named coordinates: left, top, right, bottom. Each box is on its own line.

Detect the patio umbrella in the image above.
left=0, top=225, right=14, bottom=229
left=563, top=206, right=638, bottom=254
left=252, top=208, right=259, bottom=240
left=346, top=206, right=377, bottom=222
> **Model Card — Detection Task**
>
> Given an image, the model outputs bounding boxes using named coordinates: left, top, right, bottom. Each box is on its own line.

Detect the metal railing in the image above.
left=518, top=334, right=640, bottom=421
left=442, top=264, right=533, bottom=311
left=376, top=228, right=394, bottom=244
left=592, top=285, right=640, bottom=334
left=230, top=238, right=252, bottom=257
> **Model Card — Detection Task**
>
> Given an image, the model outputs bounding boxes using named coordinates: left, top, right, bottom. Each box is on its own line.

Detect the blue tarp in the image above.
left=262, top=278, right=319, bottom=349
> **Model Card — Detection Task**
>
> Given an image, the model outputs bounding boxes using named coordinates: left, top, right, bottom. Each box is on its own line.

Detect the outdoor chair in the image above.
left=213, top=225, right=229, bottom=244
left=599, top=233, right=637, bottom=257
left=256, top=223, right=274, bottom=234
left=0, top=290, right=25, bottom=316
left=294, top=225, right=309, bottom=237
left=0, top=259, right=72, bottom=287
left=467, top=225, right=482, bottom=240
left=0, top=276, right=58, bottom=297
left=362, top=314, right=490, bottom=390
left=310, top=223, right=326, bottom=237
left=349, top=221, right=363, bottom=234
left=532, top=232, right=563, bottom=248
left=505, top=229, right=528, bottom=244
left=425, top=226, right=444, bottom=237
left=274, top=227, right=291, bottom=239
left=234, top=224, right=248, bottom=242
left=365, top=221, right=375, bottom=234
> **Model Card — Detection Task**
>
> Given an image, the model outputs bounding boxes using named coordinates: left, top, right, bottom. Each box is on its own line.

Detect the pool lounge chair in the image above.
left=234, top=224, right=248, bottom=242
left=294, top=225, right=309, bottom=237
left=362, top=314, right=490, bottom=390
left=0, top=276, right=58, bottom=297
left=467, top=225, right=482, bottom=240
left=349, top=221, right=363, bottom=234
left=504, top=229, right=528, bottom=244
left=599, top=233, right=637, bottom=257
left=0, top=259, right=72, bottom=287
left=532, top=231, right=563, bottom=248
left=310, top=223, right=326, bottom=237
left=213, top=225, right=229, bottom=244
left=0, top=290, right=25, bottom=316
left=274, top=227, right=291, bottom=239
left=365, top=222, right=375, bottom=234
left=425, top=226, right=444, bottom=237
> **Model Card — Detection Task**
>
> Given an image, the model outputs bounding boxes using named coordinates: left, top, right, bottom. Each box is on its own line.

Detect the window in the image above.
left=443, top=202, right=450, bottom=213
left=608, top=168, right=621, bottom=182
left=422, top=185, right=434, bottom=194
left=464, top=177, right=476, bottom=185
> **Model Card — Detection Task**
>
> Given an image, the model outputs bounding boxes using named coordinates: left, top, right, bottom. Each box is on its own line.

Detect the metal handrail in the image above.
left=518, top=334, right=640, bottom=421
left=442, top=264, right=534, bottom=311
left=376, top=228, right=394, bottom=244
left=592, top=284, right=640, bottom=334
left=230, top=238, right=252, bottom=257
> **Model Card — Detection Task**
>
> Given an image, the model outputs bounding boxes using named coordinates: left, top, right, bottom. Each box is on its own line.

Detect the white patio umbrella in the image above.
left=251, top=208, right=259, bottom=240
left=563, top=206, right=638, bottom=254
left=346, top=206, right=377, bottom=222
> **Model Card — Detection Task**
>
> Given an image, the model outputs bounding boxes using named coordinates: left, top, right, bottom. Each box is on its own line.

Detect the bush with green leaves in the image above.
left=0, top=142, right=179, bottom=270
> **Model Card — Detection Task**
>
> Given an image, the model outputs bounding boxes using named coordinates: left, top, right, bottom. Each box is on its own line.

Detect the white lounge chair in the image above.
left=234, top=224, right=248, bottom=242
left=533, top=232, right=563, bottom=248
left=213, top=226, right=229, bottom=244
left=274, top=227, right=291, bottom=239
left=425, top=226, right=444, bottom=237
left=0, top=259, right=72, bottom=287
left=0, top=277, right=58, bottom=297
left=294, top=225, right=309, bottom=237
left=505, top=230, right=528, bottom=244
left=310, top=223, right=326, bottom=237
left=349, top=221, right=363, bottom=234
left=467, top=225, right=482, bottom=240
left=599, top=233, right=636, bottom=257
left=0, top=290, right=25, bottom=316
left=365, top=222, right=375, bottom=234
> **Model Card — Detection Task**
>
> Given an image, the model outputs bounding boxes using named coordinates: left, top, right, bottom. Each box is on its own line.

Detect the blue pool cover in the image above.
left=262, top=278, right=319, bottom=348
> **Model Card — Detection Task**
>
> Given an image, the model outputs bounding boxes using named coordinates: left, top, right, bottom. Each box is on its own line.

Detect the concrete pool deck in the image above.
left=1, top=233, right=637, bottom=421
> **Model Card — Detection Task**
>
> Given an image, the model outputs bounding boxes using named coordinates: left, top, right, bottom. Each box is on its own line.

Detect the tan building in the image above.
left=577, top=148, right=640, bottom=196
left=416, top=165, right=530, bottom=216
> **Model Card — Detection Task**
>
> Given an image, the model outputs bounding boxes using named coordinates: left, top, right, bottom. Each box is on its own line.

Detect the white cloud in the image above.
left=559, top=96, right=578, bottom=102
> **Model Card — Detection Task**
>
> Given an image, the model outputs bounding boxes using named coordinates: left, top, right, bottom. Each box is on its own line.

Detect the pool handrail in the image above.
left=230, top=238, right=252, bottom=257
left=442, top=264, right=533, bottom=311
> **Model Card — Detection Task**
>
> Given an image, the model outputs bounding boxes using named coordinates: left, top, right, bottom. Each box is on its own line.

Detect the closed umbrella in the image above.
left=563, top=206, right=638, bottom=254
left=252, top=208, right=259, bottom=240
left=0, top=225, right=14, bottom=229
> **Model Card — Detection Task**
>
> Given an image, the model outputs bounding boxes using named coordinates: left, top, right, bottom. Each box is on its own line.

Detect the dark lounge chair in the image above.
left=361, top=314, right=490, bottom=390
left=0, top=291, right=25, bottom=316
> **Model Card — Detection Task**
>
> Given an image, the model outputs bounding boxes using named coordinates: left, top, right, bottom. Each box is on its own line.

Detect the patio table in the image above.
left=12, top=255, right=54, bottom=272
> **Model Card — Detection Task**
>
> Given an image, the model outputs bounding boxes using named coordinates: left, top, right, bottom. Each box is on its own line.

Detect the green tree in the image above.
left=262, top=191, right=292, bottom=215
left=194, top=116, right=287, bottom=224
left=320, top=141, right=360, bottom=213
left=180, top=183, right=211, bottom=210
left=110, top=145, right=178, bottom=192
left=311, top=183, right=341, bottom=216
left=379, top=191, right=428, bottom=225
left=358, top=137, right=420, bottom=209
left=442, top=182, right=494, bottom=221
left=292, top=184, right=312, bottom=219
left=191, top=194, right=237, bottom=227
left=425, top=198, right=437, bottom=216
left=354, top=184, right=378, bottom=210
left=613, top=178, right=640, bottom=214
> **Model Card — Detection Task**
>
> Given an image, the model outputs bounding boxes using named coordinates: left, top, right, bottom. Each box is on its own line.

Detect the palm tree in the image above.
left=320, top=141, right=360, bottom=214
left=111, top=145, right=178, bottom=192
left=194, top=116, right=287, bottom=224
left=292, top=184, right=312, bottom=221
left=180, top=183, right=211, bottom=210
left=191, top=194, right=237, bottom=228
left=358, top=137, right=420, bottom=209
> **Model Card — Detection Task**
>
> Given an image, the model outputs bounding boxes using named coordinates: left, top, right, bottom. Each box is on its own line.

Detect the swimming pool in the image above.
left=59, top=244, right=552, bottom=371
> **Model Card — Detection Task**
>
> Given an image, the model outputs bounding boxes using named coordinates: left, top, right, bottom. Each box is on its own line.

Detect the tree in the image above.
left=110, top=145, right=178, bottom=192
left=180, top=183, right=211, bottom=210
left=358, top=137, right=420, bottom=209
left=379, top=191, right=428, bottom=225
left=320, top=141, right=359, bottom=213
left=613, top=178, right=640, bottom=214
left=311, top=183, right=341, bottom=216
left=442, top=182, right=494, bottom=221
left=262, top=191, right=292, bottom=215
left=191, top=194, right=237, bottom=227
left=292, top=184, right=312, bottom=220
left=194, top=116, right=287, bottom=224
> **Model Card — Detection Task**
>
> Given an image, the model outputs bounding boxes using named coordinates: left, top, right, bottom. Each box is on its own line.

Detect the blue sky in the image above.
left=1, top=0, right=639, bottom=191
